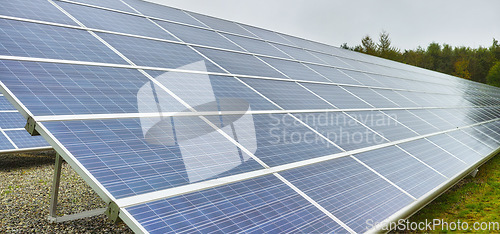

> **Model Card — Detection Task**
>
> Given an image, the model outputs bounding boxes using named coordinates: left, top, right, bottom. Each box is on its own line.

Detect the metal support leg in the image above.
left=470, top=168, right=479, bottom=177
left=49, top=153, right=63, bottom=220
left=47, top=154, right=106, bottom=223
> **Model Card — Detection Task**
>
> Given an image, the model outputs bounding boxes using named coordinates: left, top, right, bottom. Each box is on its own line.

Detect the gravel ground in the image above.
left=0, top=152, right=133, bottom=233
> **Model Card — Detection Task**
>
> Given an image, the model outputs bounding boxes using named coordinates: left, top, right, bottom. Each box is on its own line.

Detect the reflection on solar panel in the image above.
left=0, top=95, right=51, bottom=154
left=1, top=0, right=499, bottom=233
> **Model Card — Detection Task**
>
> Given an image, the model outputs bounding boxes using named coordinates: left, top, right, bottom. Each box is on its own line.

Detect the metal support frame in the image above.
left=47, top=154, right=106, bottom=223
left=25, top=116, right=40, bottom=136
left=469, top=168, right=479, bottom=177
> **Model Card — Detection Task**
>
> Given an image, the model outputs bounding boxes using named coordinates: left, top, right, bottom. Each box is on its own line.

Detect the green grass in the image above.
left=407, top=153, right=500, bottom=233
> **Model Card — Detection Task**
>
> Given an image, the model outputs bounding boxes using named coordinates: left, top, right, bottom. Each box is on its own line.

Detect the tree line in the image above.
left=341, top=32, right=500, bottom=87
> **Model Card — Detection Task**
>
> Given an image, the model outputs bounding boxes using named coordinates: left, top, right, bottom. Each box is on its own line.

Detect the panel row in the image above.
left=2, top=60, right=499, bottom=119
left=3, top=1, right=499, bottom=99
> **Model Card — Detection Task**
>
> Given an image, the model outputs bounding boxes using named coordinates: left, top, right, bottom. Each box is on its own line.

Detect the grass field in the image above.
left=407, top=153, right=500, bottom=233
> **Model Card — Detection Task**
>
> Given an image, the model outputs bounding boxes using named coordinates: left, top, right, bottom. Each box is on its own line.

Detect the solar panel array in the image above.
left=0, top=94, right=51, bottom=153
left=1, top=0, right=499, bottom=233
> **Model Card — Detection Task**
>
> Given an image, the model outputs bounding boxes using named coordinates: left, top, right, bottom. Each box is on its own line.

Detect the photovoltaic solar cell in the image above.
left=0, top=0, right=499, bottom=233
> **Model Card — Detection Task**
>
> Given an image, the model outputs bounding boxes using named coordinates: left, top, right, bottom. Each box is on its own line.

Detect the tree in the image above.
left=361, top=35, right=377, bottom=55
left=486, top=62, right=500, bottom=87
left=377, top=31, right=401, bottom=61
left=454, top=58, right=471, bottom=79
left=344, top=33, right=500, bottom=85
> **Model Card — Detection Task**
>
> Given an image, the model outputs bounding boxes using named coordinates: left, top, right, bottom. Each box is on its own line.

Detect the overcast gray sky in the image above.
left=146, top=0, right=500, bottom=51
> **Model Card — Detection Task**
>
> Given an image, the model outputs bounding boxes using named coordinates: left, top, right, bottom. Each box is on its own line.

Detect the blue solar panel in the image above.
left=399, top=139, right=468, bottom=178
left=121, top=0, right=206, bottom=27
left=193, top=47, right=287, bottom=78
left=63, top=0, right=135, bottom=12
left=305, top=64, right=362, bottom=85
left=231, top=113, right=342, bottom=167
left=96, top=33, right=223, bottom=73
left=346, top=111, right=418, bottom=141
left=221, top=33, right=291, bottom=58
left=0, top=19, right=127, bottom=64
left=186, top=12, right=256, bottom=38
left=1, top=0, right=499, bottom=232
left=0, top=60, right=187, bottom=116
left=355, top=145, right=447, bottom=198
left=290, top=112, right=388, bottom=151
left=340, top=70, right=385, bottom=87
left=126, top=174, right=347, bottom=233
left=240, top=78, right=333, bottom=110
left=307, top=51, right=355, bottom=69
left=0, top=133, right=13, bottom=150
left=5, top=130, right=49, bottom=149
left=152, top=20, right=243, bottom=52
left=342, top=86, right=400, bottom=108
left=57, top=2, right=178, bottom=41
left=0, top=111, right=26, bottom=129
left=43, top=117, right=265, bottom=199
left=300, top=83, right=372, bottom=109
left=380, top=110, right=439, bottom=135
left=238, top=24, right=293, bottom=45
left=1, top=0, right=78, bottom=26
left=280, top=156, right=415, bottom=233
left=258, top=57, right=331, bottom=82
left=426, top=134, right=483, bottom=164
left=271, top=43, right=325, bottom=64
left=0, top=96, right=16, bottom=110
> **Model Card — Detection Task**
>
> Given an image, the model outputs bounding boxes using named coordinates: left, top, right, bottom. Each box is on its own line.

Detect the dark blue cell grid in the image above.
left=0, top=133, right=14, bottom=150
left=194, top=47, right=286, bottom=78
left=0, top=96, right=16, bottom=111
left=300, top=83, right=372, bottom=109
left=126, top=174, right=347, bottom=233
left=222, top=33, right=291, bottom=58
left=346, top=111, right=417, bottom=141
left=122, top=0, right=207, bottom=27
left=0, top=60, right=187, bottom=116
left=96, top=32, right=223, bottom=73
left=5, top=130, right=49, bottom=149
left=141, top=71, right=279, bottom=112
left=258, top=57, right=331, bottom=82
left=0, top=112, right=26, bottom=129
left=280, top=156, right=414, bottom=233
left=426, top=133, right=483, bottom=165
left=63, top=0, right=136, bottom=12
left=187, top=12, right=256, bottom=38
left=57, top=2, right=178, bottom=41
left=355, top=146, right=447, bottom=198
left=291, top=112, right=388, bottom=151
left=224, top=113, right=342, bottom=167
left=42, top=117, right=264, bottom=198
left=240, top=78, right=334, bottom=110
left=380, top=110, right=439, bottom=135
left=153, top=20, right=243, bottom=52
left=398, top=139, right=468, bottom=178
left=0, top=0, right=78, bottom=26
left=0, top=19, right=127, bottom=64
